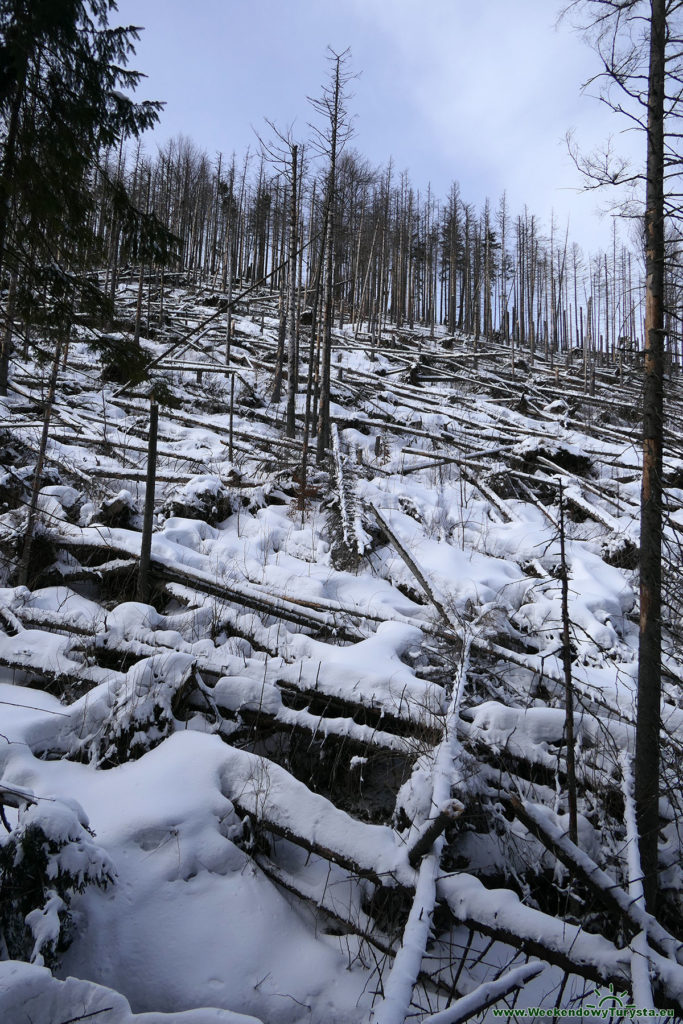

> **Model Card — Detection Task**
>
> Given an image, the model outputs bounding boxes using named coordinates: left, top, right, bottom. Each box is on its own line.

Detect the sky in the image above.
left=113, top=0, right=644, bottom=256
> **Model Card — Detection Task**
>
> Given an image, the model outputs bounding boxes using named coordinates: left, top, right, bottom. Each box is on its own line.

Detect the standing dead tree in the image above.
left=563, top=0, right=682, bottom=913
left=256, top=122, right=305, bottom=438
left=308, top=46, right=355, bottom=463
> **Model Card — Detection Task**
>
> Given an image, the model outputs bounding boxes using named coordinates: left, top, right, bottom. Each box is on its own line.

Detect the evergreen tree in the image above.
left=0, top=0, right=175, bottom=581
left=0, top=0, right=168, bottom=386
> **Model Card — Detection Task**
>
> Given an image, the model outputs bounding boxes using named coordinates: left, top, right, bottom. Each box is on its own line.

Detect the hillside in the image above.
left=0, top=278, right=682, bottom=1023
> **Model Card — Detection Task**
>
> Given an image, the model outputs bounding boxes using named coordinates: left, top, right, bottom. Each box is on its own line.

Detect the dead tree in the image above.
left=17, top=336, right=65, bottom=587
left=563, top=0, right=675, bottom=911
left=309, top=47, right=355, bottom=463
left=637, top=0, right=666, bottom=914
left=137, top=396, right=159, bottom=604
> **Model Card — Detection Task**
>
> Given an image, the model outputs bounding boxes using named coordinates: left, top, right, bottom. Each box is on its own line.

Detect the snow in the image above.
left=438, top=871, right=632, bottom=982
left=25, top=894, right=66, bottom=967
left=0, top=961, right=262, bottom=1022
left=0, top=734, right=376, bottom=1022
left=421, top=962, right=545, bottom=1024
left=280, top=621, right=441, bottom=723
left=2, top=283, right=682, bottom=1022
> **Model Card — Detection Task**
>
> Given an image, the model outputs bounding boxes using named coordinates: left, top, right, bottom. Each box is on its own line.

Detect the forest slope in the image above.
left=0, top=279, right=682, bottom=1023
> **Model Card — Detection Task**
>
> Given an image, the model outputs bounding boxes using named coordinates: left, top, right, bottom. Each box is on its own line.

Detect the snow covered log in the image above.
left=507, top=795, right=683, bottom=965
left=0, top=962, right=264, bottom=1024
left=420, top=961, right=545, bottom=1024
left=42, top=528, right=366, bottom=640
left=217, top=745, right=416, bottom=889
left=437, top=873, right=683, bottom=1016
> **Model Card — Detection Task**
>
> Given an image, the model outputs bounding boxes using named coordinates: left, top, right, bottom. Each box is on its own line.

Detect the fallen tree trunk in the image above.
left=507, top=794, right=683, bottom=964
left=421, top=961, right=545, bottom=1024
left=437, top=872, right=683, bottom=1016
left=41, top=528, right=365, bottom=642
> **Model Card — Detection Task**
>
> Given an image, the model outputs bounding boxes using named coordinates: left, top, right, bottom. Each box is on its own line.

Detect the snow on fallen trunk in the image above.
left=0, top=628, right=112, bottom=689
left=218, top=744, right=415, bottom=888
left=420, top=961, right=545, bottom=1024
left=41, top=523, right=367, bottom=640
left=0, top=960, right=263, bottom=1023
left=620, top=750, right=656, bottom=1014
left=212, top=674, right=414, bottom=754
left=37, top=651, right=197, bottom=765
left=509, top=794, right=683, bottom=965
left=438, top=872, right=683, bottom=1014
left=369, top=626, right=475, bottom=1024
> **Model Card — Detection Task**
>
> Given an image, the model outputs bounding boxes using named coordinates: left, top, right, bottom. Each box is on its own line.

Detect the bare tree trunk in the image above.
left=225, top=230, right=233, bottom=365
left=272, top=250, right=287, bottom=404
left=559, top=484, right=578, bottom=846
left=17, top=335, right=64, bottom=587
left=300, top=199, right=328, bottom=511
left=314, top=50, right=351, bottom=464
left=316, top=178, right=335, bottom=462
left=137, top=399, right=159, bottom=605
left=133, top=169, right=151, bottom=346
left=0, top=271, right=17, bottom=395
left=133, top=262, right=144, bottom=347
left=636, top=0, right=666, bottom=914
left=584, top=294, right=592, bottom=390
left=286, top=145, right=299, bottom=438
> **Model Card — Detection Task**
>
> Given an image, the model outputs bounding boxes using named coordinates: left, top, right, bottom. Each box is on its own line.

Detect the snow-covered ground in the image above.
left=0, top=282, right=681, bottom=1022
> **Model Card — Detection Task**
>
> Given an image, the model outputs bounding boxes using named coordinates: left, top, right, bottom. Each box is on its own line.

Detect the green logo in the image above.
left=585, top=984, right=634, bottom=1014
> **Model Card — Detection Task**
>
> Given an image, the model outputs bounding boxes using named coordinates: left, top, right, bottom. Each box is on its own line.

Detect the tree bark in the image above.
left=17, top=335, right=64, bottom=587
left=558, top=484, right=578, bottom=846
left=316, top=55, right=345, bottom=464
left=286, top=145, right=299, bottom=438
left=635, top=0, right=666, bottom=914
left=137, top=399, right=159, bottom=604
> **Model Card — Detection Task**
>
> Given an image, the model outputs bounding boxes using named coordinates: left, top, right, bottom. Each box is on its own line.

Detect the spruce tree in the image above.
left=0, top=0, right=174, bottom=581
left=0, top=0, right=167, bottom=379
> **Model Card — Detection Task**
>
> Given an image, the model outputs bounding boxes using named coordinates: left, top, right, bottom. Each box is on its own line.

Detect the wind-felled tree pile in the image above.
left=1, top=5, right=683, bottom=1024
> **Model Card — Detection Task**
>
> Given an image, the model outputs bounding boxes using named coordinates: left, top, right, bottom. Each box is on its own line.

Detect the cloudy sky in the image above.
left=114, top=0, right=643, bottom=254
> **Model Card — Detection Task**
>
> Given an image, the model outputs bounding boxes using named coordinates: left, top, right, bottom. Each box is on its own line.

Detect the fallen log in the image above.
left=369, top=503, right=455, bottom=630
left=407, top=800, right=465, bottom=868
left=14, top=606, right=442, bottom=743
left=220, top=744, right=415, bottom=890
left=0, top=629, right=117, bottom=695
left=42, top=528, right=366, bottom=642
left=437, top=872, right=683, bottom=1016
left=46, top=557, right=139, bottom=587
left=212, top=677, right=417, bottom=757
left=371, top=631, right=474, bottom=1024
left=421, top=961, right=545, bottom=1024
left=254, top=854, right=397, bottom=958
left=506, top=794, right=683, bottom=964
